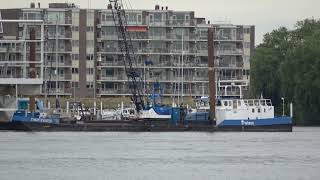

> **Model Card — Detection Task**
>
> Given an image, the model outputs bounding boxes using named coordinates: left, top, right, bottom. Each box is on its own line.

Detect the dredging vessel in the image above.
left=0, top=96, right=292, bottom=132
left=0, top=0, right=292, bottom=132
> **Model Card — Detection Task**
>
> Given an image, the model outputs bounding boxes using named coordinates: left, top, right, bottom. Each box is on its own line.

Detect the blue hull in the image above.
left=12, top=111, right=60, bottom=124
left=217, top=116, right=292, bottom=127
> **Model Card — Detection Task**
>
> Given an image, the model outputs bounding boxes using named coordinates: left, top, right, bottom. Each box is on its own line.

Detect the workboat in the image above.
left=140, top=83, right=172, bottom=120
left=140, top=105, right=171, bottom=119
left=192, top=97, right=292, bottom=131
left=102, top=107, right=139, bottom=120
left=12, top=99, right=60, bottom=124
left=101, top=102, right=172, bottom=121
left=118, top=83, right=172, bottom=120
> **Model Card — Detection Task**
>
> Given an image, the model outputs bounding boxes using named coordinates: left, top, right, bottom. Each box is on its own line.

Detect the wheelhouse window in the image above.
left=266, top=100, right=272, bottom=106
left=224, top=101, right=228, bottom=106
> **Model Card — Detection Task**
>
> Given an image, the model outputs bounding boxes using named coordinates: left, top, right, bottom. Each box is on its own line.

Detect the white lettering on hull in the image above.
left=241, top=120, right=255, bottom=126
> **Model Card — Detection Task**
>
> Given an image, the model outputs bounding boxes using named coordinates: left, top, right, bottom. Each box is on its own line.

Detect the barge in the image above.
left=0, top=97, right=292, bottom=132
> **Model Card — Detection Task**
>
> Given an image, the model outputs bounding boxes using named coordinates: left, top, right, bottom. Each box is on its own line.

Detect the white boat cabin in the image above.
left=216, top=99, right=274, bottom=123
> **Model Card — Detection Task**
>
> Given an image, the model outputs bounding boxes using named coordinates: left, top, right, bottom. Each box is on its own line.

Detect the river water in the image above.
left=0, top=127, right=319, bottom=180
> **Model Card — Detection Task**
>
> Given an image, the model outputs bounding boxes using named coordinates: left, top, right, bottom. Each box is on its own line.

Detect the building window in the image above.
left=244, top=28, right=250, bottom=34
left=244, top=42, right=250, bottom=49
left=9, top=54, right=16, bottom=61
left=86, top=26, right=94, bottom=32
left=87, top=68, right=94, bottom=74
left=149, top=14, right=154, bottom=24
left=59, top=55, right=64, bottom=63
left=86, top=54, right=94, bottom=61
left=86, top=82, right=93, bottom=88
left=87, top=40, right=94, bottom=48
left=101, top=14, right=106, bottom=22
left=105, top=69, right=114, bottom=76
left=100, top=42, right=105, bottom=49
left=172, top=15, right=176, bottom=24
left=0, top=13, right=2, bottom=34
left=72, top=40, right=79, bottom=47
left=72, top=68, right=79, bottom=74
left=72, top=26, right=79, bottom=31
left=72, top=82, right=79, bottom=88
left=185, top=15, right=189, bottom=23
left=72, top=54, right=79, bottom=60
left=137, top=14, right=142, bottom=24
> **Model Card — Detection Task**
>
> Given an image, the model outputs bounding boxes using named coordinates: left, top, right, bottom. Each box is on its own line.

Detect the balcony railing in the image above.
left=100, top=89, right=128, bottom=94
left=216, top=49, right=243, bottom=55
left=45, top=88, right=72, bottom=95
left=100, top=76, right=126, bottom=81
left=45, top=60, right=72, bottom=66
left=45, top=74, right=72, bottom=81
left=48, top=33, right=72, bottom=39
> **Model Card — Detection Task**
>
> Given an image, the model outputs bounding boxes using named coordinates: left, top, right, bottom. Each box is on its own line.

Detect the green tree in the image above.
left=251, top=18, right=320, bottom=124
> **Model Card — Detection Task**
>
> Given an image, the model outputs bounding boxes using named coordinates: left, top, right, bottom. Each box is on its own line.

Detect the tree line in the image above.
left=251, top=18, right=320, bottom=125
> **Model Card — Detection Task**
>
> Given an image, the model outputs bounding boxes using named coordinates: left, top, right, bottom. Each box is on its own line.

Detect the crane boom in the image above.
left=108, top=0, right=145, bottom=112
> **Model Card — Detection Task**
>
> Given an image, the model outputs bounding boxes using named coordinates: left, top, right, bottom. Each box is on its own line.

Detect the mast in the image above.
left=55, top=17, right=59, bottom=109
left=181, top=30, right=184, bottom=104
left=29, top=28, right=36, bottom=112
left=208, top=27, right=216, bottom=125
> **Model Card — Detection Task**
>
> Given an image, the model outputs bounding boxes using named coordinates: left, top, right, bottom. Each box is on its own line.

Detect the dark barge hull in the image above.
left=216, top=124, right=292, bottom=132
left=0, top=121, right=216, bottom=132
left=0, top=121, right=292, bottom=132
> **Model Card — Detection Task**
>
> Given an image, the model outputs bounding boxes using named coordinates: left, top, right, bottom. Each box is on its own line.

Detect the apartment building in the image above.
left=0, top=3, right=254, bottom=98
left=97, top=5, right=254, bottom=98
left=212, top=24, right=254, bottom=98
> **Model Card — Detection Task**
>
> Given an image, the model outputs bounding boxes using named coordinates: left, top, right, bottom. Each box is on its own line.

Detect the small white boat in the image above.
left=101, top=109, right=118, bottom=120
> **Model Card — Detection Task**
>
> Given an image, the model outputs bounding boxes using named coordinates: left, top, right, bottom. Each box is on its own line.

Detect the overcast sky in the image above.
left=2, top=0, right=320, bottom=45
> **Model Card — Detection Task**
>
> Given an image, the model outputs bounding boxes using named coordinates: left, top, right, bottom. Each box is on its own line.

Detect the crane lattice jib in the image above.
left=108, top=0, right=145, bottom=112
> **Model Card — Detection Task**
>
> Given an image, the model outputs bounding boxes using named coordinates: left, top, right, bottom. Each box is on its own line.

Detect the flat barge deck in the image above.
left=0, top=120, right=292, bottom=132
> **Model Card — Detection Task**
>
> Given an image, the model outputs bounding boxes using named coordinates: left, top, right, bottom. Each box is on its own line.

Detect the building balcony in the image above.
left=218, top=61, right=243, bottom=68
left=99, top=76, right=126, bottom=81
left=99, top=47, right=207, bottom=55
left=45, top=74, right=72, bottom=81
left=216, top=49, right=243, bottom=55
left=48, top=33, right=72, bottom=39
left=214, top=35, right=243, bottom=41
left=97, top=60, right=209, bottom=68
left=44, top=88, right=72, bottom=95
left=167, top=20, right=196, bottom=27
left=46, top=17, right=72, bottom=25
left=218, top=76, right=244, bottom=81
left=45, top=47, right=72, bottom=53
left=45, top=60, right=72, bottom=67
left=98, top=61, right=123, bottom=67
left=99, top=88, right=128, bottom=95
left=98, top=35, right=119, bottom=41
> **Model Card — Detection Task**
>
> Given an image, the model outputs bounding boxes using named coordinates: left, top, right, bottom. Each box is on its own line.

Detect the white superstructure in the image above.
left=216, top=99, right=274, bottom=125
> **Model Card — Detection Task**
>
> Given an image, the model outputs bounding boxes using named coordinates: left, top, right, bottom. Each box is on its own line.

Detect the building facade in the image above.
left=0, top=3, right=254, bottom=99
